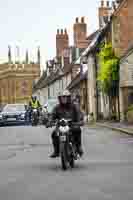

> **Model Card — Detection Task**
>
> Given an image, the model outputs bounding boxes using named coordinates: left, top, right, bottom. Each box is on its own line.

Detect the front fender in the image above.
left=60, top=142, right=66, bottom=154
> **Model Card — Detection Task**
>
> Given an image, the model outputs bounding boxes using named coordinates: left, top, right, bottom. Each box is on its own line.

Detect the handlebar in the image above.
left=46, top=118, right=84, bottom=128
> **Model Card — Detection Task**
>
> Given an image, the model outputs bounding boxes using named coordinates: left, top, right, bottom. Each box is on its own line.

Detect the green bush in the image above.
left=97, top=43, right=119, bottom=95
left=127, top=104, right=133, bottom=112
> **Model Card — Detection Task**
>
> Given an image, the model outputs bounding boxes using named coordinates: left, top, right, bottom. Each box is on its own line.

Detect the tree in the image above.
left=97, top=43, right=119, bottom=120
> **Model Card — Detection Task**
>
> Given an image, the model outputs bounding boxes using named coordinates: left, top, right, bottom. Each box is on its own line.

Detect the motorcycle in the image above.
left=42, top=108, right=49, bottom=125
left=31, top=108, right=39, bottom=126
left=55, top=118, right=80, bottom=170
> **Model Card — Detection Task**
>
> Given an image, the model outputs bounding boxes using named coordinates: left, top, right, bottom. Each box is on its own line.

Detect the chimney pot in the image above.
left=76, top=17, right=79, bottom=23
left=64, top=29, right=67, bottom=34
left=112, top=1, right=116, bottom=10
left=101, top=0, right=104, bottom=7
left=116, top=0, right=120, bottom=4
left=57, top=29, right=59, bottom=34
left=81, top=17, right=85, bottom=23
left=61, top=29, right=63, bottom=34
left=107, top=1, right=109, bottom=7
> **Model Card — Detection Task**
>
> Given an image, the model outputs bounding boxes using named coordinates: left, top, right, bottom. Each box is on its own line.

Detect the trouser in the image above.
left=51, top=127, right=82, bottom=153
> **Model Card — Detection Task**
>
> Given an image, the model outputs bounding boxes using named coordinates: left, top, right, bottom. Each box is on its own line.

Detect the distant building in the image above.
left=0, top=46, right=41, bottom=105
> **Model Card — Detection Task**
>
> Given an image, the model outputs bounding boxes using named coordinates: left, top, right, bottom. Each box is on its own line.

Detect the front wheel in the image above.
left=32, top=114, right=38, bottom=126
left=60, top=143, right=69, bottom=170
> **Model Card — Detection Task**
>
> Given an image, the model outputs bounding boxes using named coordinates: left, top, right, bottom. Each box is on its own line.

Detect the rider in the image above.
left=49, top=90, right=84, bottom=158
left=28, top=95, right=41, bottom=120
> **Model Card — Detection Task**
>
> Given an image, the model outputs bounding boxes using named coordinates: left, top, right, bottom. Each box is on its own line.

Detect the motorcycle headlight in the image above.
left=33, top=109, right=37, bottom=112
left=0, top=114, right=2, bottom=119
left=59, top=126, right=69, bottom=133
left=21, top=114, right=25, bottom=118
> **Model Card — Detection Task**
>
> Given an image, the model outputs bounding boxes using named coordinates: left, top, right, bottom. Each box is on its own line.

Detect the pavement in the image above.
left=0, top=125, right=133, bottom=199
left=96, top=121, right=133, bottom=135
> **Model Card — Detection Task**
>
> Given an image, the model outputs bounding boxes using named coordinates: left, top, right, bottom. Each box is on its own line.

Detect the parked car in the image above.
left=42, top=98, right=58, bottom=125
left=0, top=104, right=27, bottom=126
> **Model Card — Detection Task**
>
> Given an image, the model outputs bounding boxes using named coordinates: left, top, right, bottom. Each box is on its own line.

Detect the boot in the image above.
left=77, top=145, right=84, bottom=157
left=76, top=134, right=84, bottom=156
left=50, top=151, right=59, bottom=158
left=50, top=140, right=59, bottom=158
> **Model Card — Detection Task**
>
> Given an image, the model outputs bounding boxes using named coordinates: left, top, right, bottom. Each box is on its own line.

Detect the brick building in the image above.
left=33, top=17, right=89, bottom=102
left=73, top=17, right=88, bottom=49
left=0, top=47, right=40, bottom=105
left=111, top=0, right=133, bottom=57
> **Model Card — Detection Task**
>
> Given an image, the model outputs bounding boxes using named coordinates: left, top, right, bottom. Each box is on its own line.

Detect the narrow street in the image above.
left=0, top=125, right=133, bottom=200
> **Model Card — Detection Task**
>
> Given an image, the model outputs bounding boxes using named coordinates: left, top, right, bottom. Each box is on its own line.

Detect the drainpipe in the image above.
left=94, top=52, right=98, bottom=121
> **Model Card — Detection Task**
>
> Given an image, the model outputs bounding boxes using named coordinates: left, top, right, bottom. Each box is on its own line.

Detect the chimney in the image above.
left=46, top=60, right=54, bottom=75
left=73, top=17, right=88, bottom=49
left=98, top=0, right=112, bottom=28
left=112, top=1, right=116, bottom=10
left=56, top=28, right=69, bottom=58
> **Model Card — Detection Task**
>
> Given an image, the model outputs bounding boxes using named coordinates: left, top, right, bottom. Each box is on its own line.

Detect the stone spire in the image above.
left=15, top=46, right=20, bottom=63
left=8, top=45, right=12, bottom=63
left=37, top=46, right=40, bottom=64
left=25, top=49, right=29, bottom=64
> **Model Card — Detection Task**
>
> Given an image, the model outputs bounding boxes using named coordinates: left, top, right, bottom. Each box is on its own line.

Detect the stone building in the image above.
left=0, top=47, right=41, bottom=105
left=67, top=71, right=88, bottom=115
left=119, top=44, right=133, bottom=121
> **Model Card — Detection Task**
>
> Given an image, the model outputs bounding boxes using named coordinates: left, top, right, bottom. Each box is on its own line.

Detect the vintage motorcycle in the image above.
left=54, top=118, right=80, bottom=170
left=31, top=108, right=39, bottom=126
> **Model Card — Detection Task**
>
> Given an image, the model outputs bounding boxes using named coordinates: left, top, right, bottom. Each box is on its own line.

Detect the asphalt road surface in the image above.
left=0, top=125, right=133, bottom=200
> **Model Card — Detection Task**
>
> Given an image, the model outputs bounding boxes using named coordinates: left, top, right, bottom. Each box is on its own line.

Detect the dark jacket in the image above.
left=51, top=103, right=81, bottom=122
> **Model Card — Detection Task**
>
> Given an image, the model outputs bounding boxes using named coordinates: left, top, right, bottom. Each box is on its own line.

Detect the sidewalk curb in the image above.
left=96, top=123, right=133, bottom=135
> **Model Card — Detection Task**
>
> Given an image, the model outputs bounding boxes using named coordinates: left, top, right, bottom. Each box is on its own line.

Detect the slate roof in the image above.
left=33, top=28, right=104, bottom=92
left=33, top=70, right=47, bottom=90
left=67, top=71, right=87, bottom=90
left=39, top=63, right=75, bottom=88
left=86, top=30, right=99, bottom=41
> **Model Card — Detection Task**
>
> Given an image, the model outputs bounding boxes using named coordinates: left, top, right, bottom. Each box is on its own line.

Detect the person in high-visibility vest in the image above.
left=28, top=96, right=41, bottom=121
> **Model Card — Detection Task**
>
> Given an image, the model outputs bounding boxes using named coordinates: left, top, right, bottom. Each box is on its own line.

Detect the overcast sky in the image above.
left=0, top=0, right=106, bottom=69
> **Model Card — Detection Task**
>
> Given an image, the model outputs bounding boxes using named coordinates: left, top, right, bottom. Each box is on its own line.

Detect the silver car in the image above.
left=0, top=104, right=27, bottom=126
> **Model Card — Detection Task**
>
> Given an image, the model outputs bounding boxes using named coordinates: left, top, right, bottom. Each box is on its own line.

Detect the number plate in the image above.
left=7, top=118, right=16, bottom=121
left=60, top=135, right=66, bottom=142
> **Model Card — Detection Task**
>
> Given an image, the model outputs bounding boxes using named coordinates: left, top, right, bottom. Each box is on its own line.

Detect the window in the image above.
left=128, top=92, right=133, bottom=106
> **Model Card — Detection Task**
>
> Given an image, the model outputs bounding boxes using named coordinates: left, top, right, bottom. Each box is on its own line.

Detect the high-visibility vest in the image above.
left=31, top=100, right=38, bottom=109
